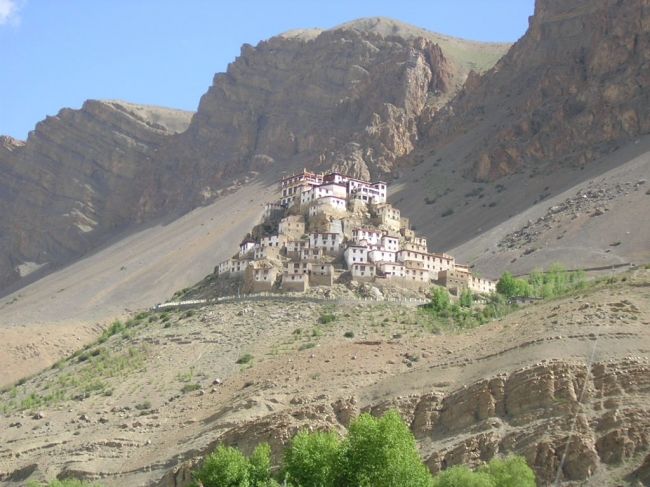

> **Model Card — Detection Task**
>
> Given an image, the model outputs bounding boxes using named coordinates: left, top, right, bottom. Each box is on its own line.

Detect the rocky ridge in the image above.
left=0, top=101, right=193, bottom=289
left=421, top=0, right=650, bottom=181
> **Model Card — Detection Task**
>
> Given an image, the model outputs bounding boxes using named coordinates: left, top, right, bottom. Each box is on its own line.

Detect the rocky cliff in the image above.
left=0, top=101, right=193, bottom=288
left=421, top=0, right=650, bottom=180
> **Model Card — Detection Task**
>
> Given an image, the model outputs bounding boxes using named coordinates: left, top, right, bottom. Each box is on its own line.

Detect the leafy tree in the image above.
left=337, top=410, right=433, bottom=487
left=429, top=287, right=451, bottom=313
left=284, top=430, right=341, bottom=487
left=193, top=444, right=276, bottom=487
left=27, top=481, right=104, bottom=487
left=431, top=465, right=495, bottom=487
left=479, top=455, right=536, bottom=487
left=193, top=445, right=252, bottom=487
left=496, top=272, right=529, bottom=298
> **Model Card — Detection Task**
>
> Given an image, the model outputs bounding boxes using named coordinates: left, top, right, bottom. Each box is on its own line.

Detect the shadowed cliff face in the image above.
left=166, top=27, right=455, bottom=188
left=0, top=101, right=193, bottom=288
left=421, top=0, right=650, bottom=181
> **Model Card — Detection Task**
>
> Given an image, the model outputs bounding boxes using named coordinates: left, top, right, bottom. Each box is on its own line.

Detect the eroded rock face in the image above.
left=0, top=101, right=193, bottom=289
left=422, top=0, right=650, bottom=180
left=170, top=27, right=453, bottom=185
left=155, top=359, right=650, bottom=487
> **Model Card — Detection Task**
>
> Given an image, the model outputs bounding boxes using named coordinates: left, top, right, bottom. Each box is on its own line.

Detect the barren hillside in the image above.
left=1, top=269, right=648, bottom=486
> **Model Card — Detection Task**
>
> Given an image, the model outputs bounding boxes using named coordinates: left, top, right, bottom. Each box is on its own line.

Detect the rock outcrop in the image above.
left=167, top=22, right=457, bottom=186
left=0, top=101, right=193, bottom=288
left=422, top=0, right=650, bottom=180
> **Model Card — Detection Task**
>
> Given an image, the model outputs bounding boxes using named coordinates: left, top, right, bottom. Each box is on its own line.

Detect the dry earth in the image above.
left=1, top=269, right=649, bottom=486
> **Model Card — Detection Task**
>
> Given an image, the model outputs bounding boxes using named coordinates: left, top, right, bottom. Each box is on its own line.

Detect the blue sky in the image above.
left=1, top=1, right=535, bottom=140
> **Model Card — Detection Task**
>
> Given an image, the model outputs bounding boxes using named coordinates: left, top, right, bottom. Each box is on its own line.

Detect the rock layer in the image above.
left=422, top=0, right=650, bottom=180
left=0, top=101, right=193, bottom=289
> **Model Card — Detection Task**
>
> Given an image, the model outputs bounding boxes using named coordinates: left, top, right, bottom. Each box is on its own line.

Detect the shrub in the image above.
left=429, top=288, right=451, bottom=313
left=299, top=342, right=316, bottom=351
left=98, top=320, right=126, bottom=343
left=237, top=353, right=254, bottom=364
left=181, top=383, right=201, bottom=393
left=431, top=465, right=494, bottom=487
left=192, top=444, right=276, bottom=487
left=344, top=331, right=355, bottom=338
left=459, top=289, right=474, bottom=308
left=318, top=313, right=336, bottom=324
left=480, top=455, right=536, bottom=487
left=441, top=208, right=454, bottom=217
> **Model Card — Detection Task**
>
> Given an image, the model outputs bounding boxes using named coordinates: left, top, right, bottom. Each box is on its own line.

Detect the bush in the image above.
left=431, top=465, right=494, bottom=487
left=480, top=455, right=536, bottom=487
left=181, top=383, right=201, bottom=393
left=192, top=444, right=276, bottom=487
left=429, top=288, right=451, bottom=313
left=459, top=289, right=474, bottom=308
left=344, top=331, right=355, bottom=338
left=237, top=353, right=254, bottom=364
left=318, top=313, right=336, bottom=324
left=284, top=431, right=341, bottom=487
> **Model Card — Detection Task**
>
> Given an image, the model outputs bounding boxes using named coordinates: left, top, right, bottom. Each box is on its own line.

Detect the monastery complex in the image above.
left=217, top=170, right=496, bottom=295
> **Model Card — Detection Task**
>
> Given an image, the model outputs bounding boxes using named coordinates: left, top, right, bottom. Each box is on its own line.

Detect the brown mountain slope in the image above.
left=1, top=270, right=648, bottom=486
left=0, top=101, right=193, bottom=291
left=420, top=0, right=650, bottom=181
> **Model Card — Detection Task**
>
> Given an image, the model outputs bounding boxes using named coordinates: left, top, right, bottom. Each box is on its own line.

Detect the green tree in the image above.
left=496, top=272, right=530, bottom=298
left=193, top=445, right=253, bottom=487
left=337, top=410, right=433, bottom=487
left=430, top=287, right=451, bottom=313
left=249, top=444, right=274, bottom=486
left=479, top=456, right=535, bottom=487
left=284, top=430, right=341, bottom=487
left=431, top=465, right=495, bottom=487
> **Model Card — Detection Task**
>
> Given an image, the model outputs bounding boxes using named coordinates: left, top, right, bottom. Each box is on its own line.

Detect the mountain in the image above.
left=421, top=0, right=650, bottom=181
left=0, top=101, right=193, bottom=290
left=0, top=19, right=508, bottom=294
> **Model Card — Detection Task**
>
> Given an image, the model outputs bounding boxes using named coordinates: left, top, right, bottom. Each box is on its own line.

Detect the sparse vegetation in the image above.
left=497, top=264, right=586, bottom=299
left=441, top=208, right=454, bottom=217
left=236, top=353, right=254, bottom=364
left=181, top=383, right=201, bottom=394
left=344, top=331, right=355, bottom=338
left=318, top=312, right=336, bottom=324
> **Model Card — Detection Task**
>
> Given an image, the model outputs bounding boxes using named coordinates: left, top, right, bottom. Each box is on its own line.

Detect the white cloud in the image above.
left=0, top=0, right=20, bottom=26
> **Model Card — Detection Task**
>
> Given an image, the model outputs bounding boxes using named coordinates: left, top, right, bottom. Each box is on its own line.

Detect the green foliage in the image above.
left=496, top=272, right=529, bottom=298
left=431, top=465, right=495, bottom=487
left=337, top=410, right=433, bottom=487
left=431, top=456, right=535, bottom=487
left=284, top=431, right=341, bottom=487
left=191, top=415, right=535, bottom=487
left=237, top=353, right=254, bottom=364
left=343, top=331, right=355, bottom=338
left=429, top=288, right=451, bottom=313
left=479, top=455, right=536, bottom=487
left=497, top=265, right=586, bottom=299
left=193, top=444, right=276, bottom=487
left=459, top=289, right=474, bottom=308
left=97, top=320, right=126, bottom=343
left=318, top=313, right=336, bottom=324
